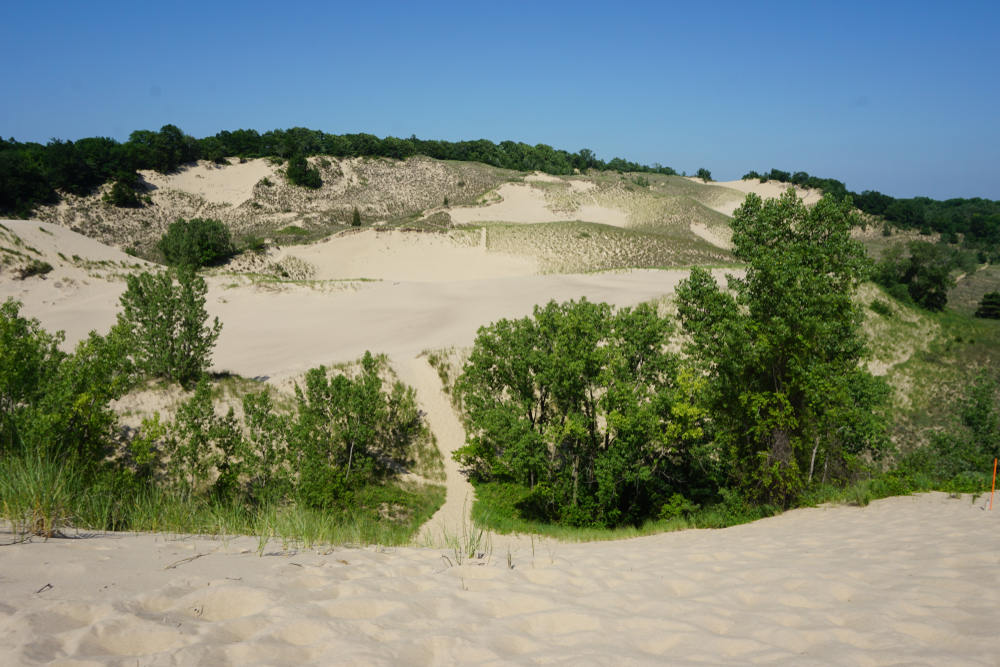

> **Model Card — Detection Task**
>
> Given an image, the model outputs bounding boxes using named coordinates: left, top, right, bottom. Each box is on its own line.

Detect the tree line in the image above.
left=743, top=168, right=1000, bottom=262
left=0, top=125, right=681, bottom=218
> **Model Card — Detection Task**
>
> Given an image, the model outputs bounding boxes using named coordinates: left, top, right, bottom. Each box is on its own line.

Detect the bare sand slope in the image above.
left=3, top=221, right=721, bottom=375
left=392, top=358, right=476, bottom=547
left=450, top=183, right=629, bottom=227
left=0, top=221, right=155, bottom=339
left=209, top=269, right=713, bottom=381
left=2, top=493, right=996, bottom=666
left=271, top=229, right=536, bottom=282
left=139, top=159, right=277, bottom=206
left=708, top=180, right=825, bottom=217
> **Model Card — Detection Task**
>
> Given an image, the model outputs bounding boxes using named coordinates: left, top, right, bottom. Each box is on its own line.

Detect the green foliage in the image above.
left=929, top=371, right=999, bottom=480
left=695, top=168, right=712, bottom=182
left=157, top=217, right=235, bottom=268
left=241, top=388, right=291, bottom=500
left=869, top=300, right=894, bottom=317
left=16, top=259, right=53, bottom=279
left=285, top=154, right=322, bottom=189
left=455, top=298, right=715, bottom=528
left=875, top=241, right=974, bottom=311
left=243, top=236, right=267, bottom=254
left=294, top=352, right=431, bottom=509
left=676, top=190, right=889, bottom=505
left=975, top=292, right=1000, bottom=319
left=114, top=269, right=222, bottom=387
left=0, top=299, right=134, bottom=464
left=352, top=207, right=361, bottom=226
left=101, top=173, right=143, bottom=208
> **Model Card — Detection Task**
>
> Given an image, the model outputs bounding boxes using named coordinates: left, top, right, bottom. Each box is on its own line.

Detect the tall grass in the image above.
left=0, top=452, right=80, bottom=541
left=0, top=454, right=445, bottom=549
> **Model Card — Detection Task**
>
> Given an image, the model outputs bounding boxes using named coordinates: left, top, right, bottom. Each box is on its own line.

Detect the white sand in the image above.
left=450, top=183, right=629, bottom=227
left=271, top=229, right=537, bottom=282
left=2, top=221, right=725, bottom=381
left=139, top=159, right=277, bottom=207
left=2, top=493, right=997, bottom=665
left=708, top=180, right=825, bottom=217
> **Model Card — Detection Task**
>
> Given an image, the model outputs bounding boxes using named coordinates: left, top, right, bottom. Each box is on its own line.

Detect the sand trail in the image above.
left=2, top=493, right=998, bottom=665
left=392, top=357, right=476, bottom=547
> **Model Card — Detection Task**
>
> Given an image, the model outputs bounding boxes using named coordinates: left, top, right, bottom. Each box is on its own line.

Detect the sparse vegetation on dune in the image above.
left=477, top=221, right=731, bottom=273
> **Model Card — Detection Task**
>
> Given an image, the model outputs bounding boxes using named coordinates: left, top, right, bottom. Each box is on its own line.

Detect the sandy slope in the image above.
left=269, top=229, right=536, bottom=282
left=2, top=493, right=997, bottom=666
left=708, top=180, right=825, bottom=217
left=450, top=183, right=629, bottom=227
left=392, top=358, right=476, bottom=547
left=139, top=160, right=277, bottom=207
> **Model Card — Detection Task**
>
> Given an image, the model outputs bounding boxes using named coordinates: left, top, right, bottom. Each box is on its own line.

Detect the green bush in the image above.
left=869, top=300, right=893, bottom=317
left=101, top=172, right=143, bottom=208
left=975, top=292, right=1000, bottom=319
left=696, top=168, right=713, bottom=182
left=16, top=259, right=53, bottom=280
left=157, top=217, right=235, bottom=268
left=286, top=154, right=321, bottom=189
left=113, top=269, right=222, bottom=387
left=352, top=207, right=361, bottom=226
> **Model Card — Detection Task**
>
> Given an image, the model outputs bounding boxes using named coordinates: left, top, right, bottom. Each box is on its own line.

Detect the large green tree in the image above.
left=676, top=190, right=889, bottom=505
left=454, top=299, right=712, bottom=527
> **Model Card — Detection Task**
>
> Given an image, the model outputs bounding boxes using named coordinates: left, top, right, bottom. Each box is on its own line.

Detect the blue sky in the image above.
left=3, top=1, right=998, bottom=199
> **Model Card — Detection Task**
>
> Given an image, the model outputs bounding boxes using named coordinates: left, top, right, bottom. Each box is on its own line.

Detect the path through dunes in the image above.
left=392, top=357, right=476, bottom=547
left=1, top=493, right=996, bottom=665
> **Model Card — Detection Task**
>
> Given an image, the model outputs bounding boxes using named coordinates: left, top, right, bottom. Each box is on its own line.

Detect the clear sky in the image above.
left=3, top=1, right=997, bottom=200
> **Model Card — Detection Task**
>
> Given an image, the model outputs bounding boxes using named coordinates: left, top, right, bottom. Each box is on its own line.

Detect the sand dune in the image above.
left=708, top=180, right=824, bottom=217
left=2, top=493, right=996, bottom=665
left=270, top=229, right=536, bottom=282
left=0, top=220, right=729, bottom=381
left=450, top=183, right=630, bottom=227
left=138, top=159, right=278, bottom=207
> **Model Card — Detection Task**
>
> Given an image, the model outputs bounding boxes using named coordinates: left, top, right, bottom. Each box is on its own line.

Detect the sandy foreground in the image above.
left=1, top=493, right=997, bottom=666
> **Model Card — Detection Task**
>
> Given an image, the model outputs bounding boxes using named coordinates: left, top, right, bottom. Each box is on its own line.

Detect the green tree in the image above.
left=241, top=388, right=291, bottom=499
left=157, top=218, right=235, bottom=268
left=114, top=269, right=222, bottom=387
left=352, top=207, right=361, bottom=226
left=676, top=190, right=889, bottom=505
left=696, top=168, right=712, bottom=182
left=975, top=292, right=1000, bottom=319
left=293, top=352, right=428, bottom=508
left=285, top=154, right=321, bottom=189
left=454, top=299, right=711, bottom=527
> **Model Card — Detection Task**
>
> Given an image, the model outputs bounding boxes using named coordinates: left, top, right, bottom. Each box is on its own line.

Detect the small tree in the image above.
left=114, top=269, right=222, bottom=387
left=976, top=292, right=1000, bottom=319
left=157, top=218, right=234, bottom=268
left=286, top=154, right=322, bottom=189
left=696, top=168, right=713, bottom=182
left=352, top=207, right=361, bottom=226
left=102, top=172, right=142, bottom=208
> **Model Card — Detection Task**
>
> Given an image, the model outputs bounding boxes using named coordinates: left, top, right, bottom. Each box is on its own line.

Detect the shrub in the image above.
left=157, top=217, right=235, bottom=268
left=869, top=300, right=893, bottom=317
left=15, top=260, right=53, bottom=280
left=102, top=173, right=142, bottom=208
left=696, top=168, right=713, bottom=182
left=352, top=207, right=361, bottom=226
left=260, top=177, right=273, bottom=187
left=975, top=292, right=1000, bottom=319
left=113, top=269, right=222, bottom=387
left=243, top=236, right=267, bottom=254
left=286, top=155, right=321, bottom=189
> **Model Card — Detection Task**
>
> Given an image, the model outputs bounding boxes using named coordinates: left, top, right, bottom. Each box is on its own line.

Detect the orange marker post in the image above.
left=991, top=458, right=997, bottom=511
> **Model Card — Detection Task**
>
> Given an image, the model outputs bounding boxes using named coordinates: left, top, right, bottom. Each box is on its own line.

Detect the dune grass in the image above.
left=0, top=453, right=446, bottom=549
